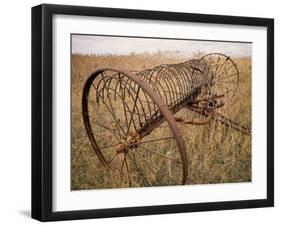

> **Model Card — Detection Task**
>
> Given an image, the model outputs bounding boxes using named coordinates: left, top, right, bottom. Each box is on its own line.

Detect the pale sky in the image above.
left=71, top=34, right=251, bottom=57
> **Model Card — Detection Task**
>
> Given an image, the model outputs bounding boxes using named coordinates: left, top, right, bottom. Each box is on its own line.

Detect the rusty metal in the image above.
left=82, top=52, right=250, bottom=187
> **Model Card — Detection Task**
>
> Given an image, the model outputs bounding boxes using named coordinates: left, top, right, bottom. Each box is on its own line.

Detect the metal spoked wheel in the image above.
left=82, top=68, right=188, bottom=188
left=200, top=53, right=240, bottom=98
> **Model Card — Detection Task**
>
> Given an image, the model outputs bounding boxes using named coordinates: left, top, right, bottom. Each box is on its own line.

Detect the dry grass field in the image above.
left=71, top=52, right=251, bottom=190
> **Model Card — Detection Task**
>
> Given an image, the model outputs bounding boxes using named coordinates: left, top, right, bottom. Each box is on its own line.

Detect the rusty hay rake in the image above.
left=82, top=53, right=251, bottom=187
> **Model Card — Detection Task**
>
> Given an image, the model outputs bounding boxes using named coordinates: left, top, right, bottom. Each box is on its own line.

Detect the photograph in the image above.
left=71, top=34, right=252, bottom=190
left=30, top=3, right=274, bottom=221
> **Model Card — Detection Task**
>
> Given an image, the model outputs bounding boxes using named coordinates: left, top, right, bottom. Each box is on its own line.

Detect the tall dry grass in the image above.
left=71, top=53, right=251, bottom=190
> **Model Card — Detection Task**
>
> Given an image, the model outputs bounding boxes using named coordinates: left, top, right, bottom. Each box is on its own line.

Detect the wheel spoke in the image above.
left=124, top=155, right=132, bottom=185
left=133, top=150, right=179, bottom=183
left=100, top=143, right=120, bottom=150
left=106, top=93, right=126, bottom=137
left=129, top=136, right=175, bottom=146
left=88, top=115, right=120, bottom=140
left=138, top=145, right=182, bottom=164
left=215, top=72, right=239, bottom=81
left=91, top=131, right=118, bottom=144
left=216, top=80, right=237, bottom=84
left=120, top=153, right=126, bottom=177
left=214, top=58, right=229, bottom=76
left=107, top=152, right=119, bottom=164
left=127, top=152, right=152, bottom=186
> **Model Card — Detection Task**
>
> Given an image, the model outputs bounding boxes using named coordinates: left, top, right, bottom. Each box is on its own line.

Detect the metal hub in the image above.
left=115, top=131, right=141, bottom=154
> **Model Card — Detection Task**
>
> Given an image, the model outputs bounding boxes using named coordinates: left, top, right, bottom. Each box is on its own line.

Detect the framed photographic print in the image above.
left=32, top=4, right=274, bottom=221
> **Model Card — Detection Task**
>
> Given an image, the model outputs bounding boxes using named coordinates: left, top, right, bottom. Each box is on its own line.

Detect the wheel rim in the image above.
left=82, top=68, right=188, bottom=187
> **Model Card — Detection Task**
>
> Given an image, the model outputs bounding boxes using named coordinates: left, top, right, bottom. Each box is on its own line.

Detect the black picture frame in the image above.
left=32, top=3, right=274, bottom=222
